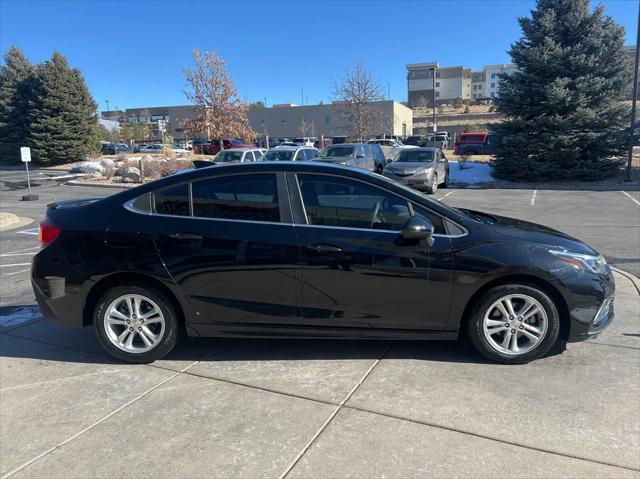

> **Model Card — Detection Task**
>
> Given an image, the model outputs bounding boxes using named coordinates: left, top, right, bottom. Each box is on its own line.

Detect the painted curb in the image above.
left=65, top=180, right=130, bottom=189
left=612, top=267, right=640, bottom=296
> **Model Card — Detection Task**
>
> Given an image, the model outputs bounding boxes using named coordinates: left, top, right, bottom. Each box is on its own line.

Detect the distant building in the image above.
left=247, top=101, right=413, bottom=139
left=101, top=105, right=201, bottom=141
left=406, top=62, right=516, bottom=106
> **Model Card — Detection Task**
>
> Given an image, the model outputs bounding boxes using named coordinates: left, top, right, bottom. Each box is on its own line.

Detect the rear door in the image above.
left=150, top=172, right=302, bottom=330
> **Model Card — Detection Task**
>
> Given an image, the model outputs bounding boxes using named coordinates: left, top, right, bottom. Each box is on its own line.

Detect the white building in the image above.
left=483, top=64, right=517, bottom=98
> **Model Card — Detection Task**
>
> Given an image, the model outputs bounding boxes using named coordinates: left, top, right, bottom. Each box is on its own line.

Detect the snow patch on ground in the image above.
left=448, top=160, right=495, bottom=185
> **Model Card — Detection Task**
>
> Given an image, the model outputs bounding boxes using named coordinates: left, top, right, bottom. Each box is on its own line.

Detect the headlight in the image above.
left=548, top=249, right=609, bottom=274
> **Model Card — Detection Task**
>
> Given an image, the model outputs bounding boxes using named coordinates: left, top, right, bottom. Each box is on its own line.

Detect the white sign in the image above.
left=157, top=120, right=166, bottom=133
left=20, top=147, right=31, bottom=163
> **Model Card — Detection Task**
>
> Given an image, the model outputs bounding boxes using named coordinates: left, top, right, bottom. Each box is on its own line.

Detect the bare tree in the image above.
left=299, top=118, right=315, bottom=137
left=182, top=49, right=253, bottom=140
left=332, top=63, right=383, bottom=141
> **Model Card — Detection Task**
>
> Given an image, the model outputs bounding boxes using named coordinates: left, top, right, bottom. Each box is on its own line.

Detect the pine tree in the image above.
left=0, top=47, right=35, bottom=164
left=492, top=0, right=632, bottom=181
left=27, top=52, right=98, bottom=165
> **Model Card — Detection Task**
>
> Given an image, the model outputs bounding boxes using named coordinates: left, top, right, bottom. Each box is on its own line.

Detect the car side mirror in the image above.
left=356, top=153, right=365, bottom=158
left=401, top=216, right=435, bottom=247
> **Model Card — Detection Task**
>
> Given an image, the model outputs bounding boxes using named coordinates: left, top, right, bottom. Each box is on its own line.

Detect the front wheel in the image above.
left=94, top=284, right=180, bottom=363
left=467, top=284, right=560, bottom=364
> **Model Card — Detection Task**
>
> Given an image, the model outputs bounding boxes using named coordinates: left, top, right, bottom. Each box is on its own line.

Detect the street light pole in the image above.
left=432, top=67, right=437, bottom=148
left=625, top=3, right=640, bottom=182
left=105, top=99, right=110, bottom=114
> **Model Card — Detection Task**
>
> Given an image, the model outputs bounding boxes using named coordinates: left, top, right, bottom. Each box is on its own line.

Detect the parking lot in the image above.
left=1, top=169, right=639, bottom=478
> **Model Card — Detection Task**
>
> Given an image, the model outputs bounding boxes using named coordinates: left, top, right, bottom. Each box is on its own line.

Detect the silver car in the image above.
left=382, top=147, right=449, bottom=194
left=259, top=145, right=319, bottom=161
left=214, top=148, right=266, bottom=163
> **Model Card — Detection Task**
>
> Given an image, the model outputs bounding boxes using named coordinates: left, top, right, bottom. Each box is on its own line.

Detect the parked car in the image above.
left=292, top=137, right=317, bottom=147
left=268, top=137, right=289, bottom=148
left=383, top=147, right=449, bottom=194
left=314, top=138, right=333, bottom=149
left=453, top=132, right=500, bottom=155
left=368, top=143, right=387, bottom=172
left=101, top=143, right=131, bottom=155
left=331, top=135, right=349, bottom=144
left=139, top=144, right=165, bottom=153
left=425, top=134, right=450, bottom=150
left=214, top=148, right=266, bottom=163
left=368, top=138, right=405, bottom=148
left=367, top=138, right=417, bottom=163
left=315, top=144, right=377, bottom=172
left=32, top=162, right=615, bottom=364
left=404, top=135, right=428, bottom=147
left=195, top=139, right=255, bottom=155
left=260, top=145, right=318, bottom=161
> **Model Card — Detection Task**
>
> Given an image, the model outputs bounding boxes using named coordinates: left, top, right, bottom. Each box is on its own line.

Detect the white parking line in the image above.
left=2, top=268, right=30, bottom=276
left=438, top=190, right=456, bottom=202
left=530, top=189, right=537, bottom=206
left=17, top=228, right=38, bottom=236
left=0, top=252, right=36, bottom=257
left=621, top=191, right=640, bottom=207
left=0, top=263, right=31, bottom=268
left=4, top=246, right=39, bottom=255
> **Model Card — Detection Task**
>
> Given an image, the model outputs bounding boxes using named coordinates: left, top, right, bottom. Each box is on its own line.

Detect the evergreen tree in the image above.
left=492, top=0, right=632, bottom=181
left=27, top=52, right=98, bottom=165
left=0, top=47, right=35, bottom=164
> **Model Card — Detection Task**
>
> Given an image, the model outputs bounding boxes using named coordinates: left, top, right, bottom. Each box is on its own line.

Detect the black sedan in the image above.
left=32, top=162, right=615, bottom=364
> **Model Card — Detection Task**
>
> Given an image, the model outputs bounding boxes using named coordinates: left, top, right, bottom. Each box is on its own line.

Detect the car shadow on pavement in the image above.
left=0, top=316, right=569, bottom=366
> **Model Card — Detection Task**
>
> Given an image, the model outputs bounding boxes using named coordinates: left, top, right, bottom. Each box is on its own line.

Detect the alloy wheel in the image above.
left=482, top=294, right=548, bottom=355
left=103, top=294, right=165, bottom=353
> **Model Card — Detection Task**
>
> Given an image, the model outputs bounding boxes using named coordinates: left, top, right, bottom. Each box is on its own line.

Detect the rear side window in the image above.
left=154, top=184, right=190, bottom=216
left=243, top=151, right=255, bottom=162
left=191, top=174, right=280, bottom=222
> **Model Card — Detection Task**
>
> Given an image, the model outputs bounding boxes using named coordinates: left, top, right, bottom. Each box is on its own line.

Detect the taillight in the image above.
left=39, top=219, right=61, bottom=245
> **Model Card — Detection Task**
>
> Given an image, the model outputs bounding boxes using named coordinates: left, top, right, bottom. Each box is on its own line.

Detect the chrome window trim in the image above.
left=292, top=172, right=468, bottom=239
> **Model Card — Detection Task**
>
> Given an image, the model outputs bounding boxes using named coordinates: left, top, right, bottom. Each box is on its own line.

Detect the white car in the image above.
left=139, top=144, right=165, bottom=153
left=260, top=146, right=318, bottom=161
left=367, top=138, right=417, bottom=163
left=214, top=148, right=267, bottom=163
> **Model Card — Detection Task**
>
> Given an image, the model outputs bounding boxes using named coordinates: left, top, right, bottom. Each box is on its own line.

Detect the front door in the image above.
left=150, top=172, right=302, bottom=329
left=292, top=173, right=454, bottom=330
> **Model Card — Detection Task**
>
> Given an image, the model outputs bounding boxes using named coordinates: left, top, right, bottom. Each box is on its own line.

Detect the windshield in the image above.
left=260, top=149, right=294, bottom=161
left=393, top=150, right=435, bottom=163
left=216, top=151, right=244, bottom=162
left=319, top=146, right=354, bottom=158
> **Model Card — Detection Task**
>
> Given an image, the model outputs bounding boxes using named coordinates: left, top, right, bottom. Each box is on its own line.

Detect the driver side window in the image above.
left=297, top=174, right=411, bottom=230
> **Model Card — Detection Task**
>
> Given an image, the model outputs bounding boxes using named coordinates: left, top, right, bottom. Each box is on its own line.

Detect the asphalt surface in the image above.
left=0, top=167, right=639, bottom=478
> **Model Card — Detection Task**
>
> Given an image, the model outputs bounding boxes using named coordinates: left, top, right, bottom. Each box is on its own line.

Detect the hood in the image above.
left=385, top=161, right=434, bottom=175
left=462, top=209, right=597, bottom=255
left=318, top=156, right=353, bottom=164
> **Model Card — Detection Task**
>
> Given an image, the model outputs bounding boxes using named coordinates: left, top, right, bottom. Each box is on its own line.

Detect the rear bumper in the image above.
left=32, top=276, right=86, bottom=328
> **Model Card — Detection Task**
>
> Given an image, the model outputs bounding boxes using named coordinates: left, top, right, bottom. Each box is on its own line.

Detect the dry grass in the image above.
left=443, top=150, right=494, bottom=163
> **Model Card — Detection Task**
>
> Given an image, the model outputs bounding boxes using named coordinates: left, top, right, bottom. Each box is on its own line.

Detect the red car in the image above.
left=454, top=132, right=499, bottom=155
left=194, top=139, right=255, bottom=155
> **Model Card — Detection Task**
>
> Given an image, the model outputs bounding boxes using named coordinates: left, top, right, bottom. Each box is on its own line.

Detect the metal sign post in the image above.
left=20, top=147, right=38, bottom=201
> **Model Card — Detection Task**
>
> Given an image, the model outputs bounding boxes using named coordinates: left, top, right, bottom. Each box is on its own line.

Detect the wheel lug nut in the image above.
left=511, top=329, right=516, bottom=333
left=138, top=327, right=142, bottom=331
left=509, top=316, right=514, bottom=320
left=126, top=320, right=130, bottom=324
left=504, top=323, right=510, bottom=328
left=129, top=327, right=134, bottom=331
left=519, top=325, right=524, bottom=330
left=140, top=319, right=144, bottom=323
left=518, top=317, right=523, bottom=321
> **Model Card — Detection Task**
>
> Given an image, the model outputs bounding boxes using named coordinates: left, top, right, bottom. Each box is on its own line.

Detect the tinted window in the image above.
left=216, top=150, right=244, bottom=162
left=304, top=149, right=317, bottom=160
left=191, top=174, right=279, bottom=222
left=243, top=151, right=255, bottom=162
left=298, top=174, right=411, bottom=230
left=261, top=149, right=294, bottom=161
left=319, top=146, right=354, bottom=158
left=130, top=192, right=151, bottom=213
left=412, top=204, right=446, bottom=234
left=395, top=150, right=435, bottom=162
left=294, top=149, right=306, bottom=161
left=154, top=184, right=190, bottom=216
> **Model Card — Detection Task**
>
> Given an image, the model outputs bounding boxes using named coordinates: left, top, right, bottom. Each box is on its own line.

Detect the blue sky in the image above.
left=0, top=0, right=636, bottom=111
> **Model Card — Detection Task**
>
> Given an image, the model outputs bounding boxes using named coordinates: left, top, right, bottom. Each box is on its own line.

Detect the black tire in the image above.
left=441, top=169, right=449, bottom=188
left=93, top=284, right=180, bottom=363
left=466, top=284, right=560, bottom=364
left=426, top=174, right=438, bottom=194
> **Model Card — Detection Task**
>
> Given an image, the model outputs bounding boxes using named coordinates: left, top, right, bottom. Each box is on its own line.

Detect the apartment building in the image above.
left=247, top=101, right=413, bottom=138
left=101, top=105, right=201, bottom=141
left=407, top=62, right=516, bottom=106
left=406, top=63, right=472, bottom=106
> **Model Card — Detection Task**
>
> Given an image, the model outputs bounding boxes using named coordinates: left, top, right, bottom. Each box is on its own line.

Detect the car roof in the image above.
left=401, top=147, right=439, bottom=152
left=219, top=147, right=259, bottom=152
left=272, top=145, right=315, bottom=151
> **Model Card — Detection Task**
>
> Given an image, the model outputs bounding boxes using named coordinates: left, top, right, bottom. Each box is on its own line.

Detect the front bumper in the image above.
left=383, top=172, right=431, bottom=189
left=565, top=269, right=616, bottom=342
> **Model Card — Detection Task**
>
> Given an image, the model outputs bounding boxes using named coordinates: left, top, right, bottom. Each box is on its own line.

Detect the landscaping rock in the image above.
left=69, top=161, right=105, bottom=175
left=122, top=166, right=141, bottom=183
left=100, top=158, right=115, bottom=169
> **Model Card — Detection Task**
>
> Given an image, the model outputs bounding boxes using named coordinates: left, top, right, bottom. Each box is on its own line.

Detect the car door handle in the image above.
left=307, top=243, right=343, bottom=254
left=167, top=232, right=203, bottom=241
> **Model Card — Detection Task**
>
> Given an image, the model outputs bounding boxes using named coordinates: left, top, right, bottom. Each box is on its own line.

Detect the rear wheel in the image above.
left=94, top=284, right=179, bottom=363
left=426, top=174, right=438, bottom=194
left=467, top=284, right=560, bottom=364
